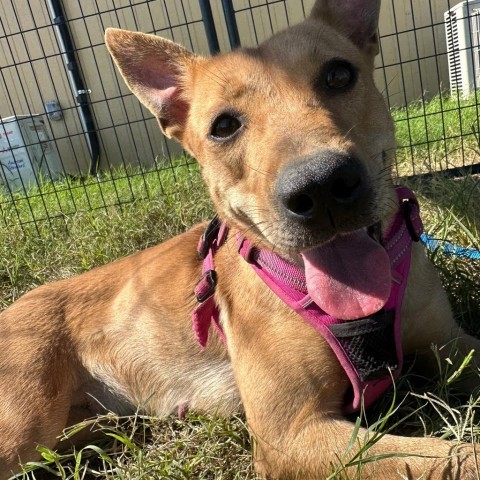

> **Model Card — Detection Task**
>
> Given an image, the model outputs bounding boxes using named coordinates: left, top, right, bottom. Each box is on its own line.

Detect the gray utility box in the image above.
left=0, top=115, right=63, bottom=194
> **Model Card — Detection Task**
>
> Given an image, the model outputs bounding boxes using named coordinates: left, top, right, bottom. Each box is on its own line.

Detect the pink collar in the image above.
left=193, top=186, right=423, bottom=412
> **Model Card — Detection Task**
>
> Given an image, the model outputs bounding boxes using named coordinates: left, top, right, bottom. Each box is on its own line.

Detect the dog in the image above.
left=1, top=0, right=479, bottom=478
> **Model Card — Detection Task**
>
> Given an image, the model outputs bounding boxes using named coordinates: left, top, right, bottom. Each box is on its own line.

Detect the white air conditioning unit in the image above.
left=445, top=0, right=480, bottom=97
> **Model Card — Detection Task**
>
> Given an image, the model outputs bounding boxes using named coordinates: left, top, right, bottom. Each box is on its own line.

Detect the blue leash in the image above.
left=420, top=233, right=480, bottom=260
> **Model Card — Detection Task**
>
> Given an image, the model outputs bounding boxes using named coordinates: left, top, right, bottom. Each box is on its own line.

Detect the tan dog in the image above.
left=1, top=0, right=479, bottom=478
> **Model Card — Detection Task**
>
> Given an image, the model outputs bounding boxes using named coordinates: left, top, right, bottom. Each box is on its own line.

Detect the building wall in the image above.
left=0, top=0, right=454, bottom=175
left=377, top=0, right=452, bottom=108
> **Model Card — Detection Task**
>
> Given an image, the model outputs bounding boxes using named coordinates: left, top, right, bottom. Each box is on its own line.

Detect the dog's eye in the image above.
left=210, top=114, right=242, bottom=140
left=322, top=60, right=357, bottom=92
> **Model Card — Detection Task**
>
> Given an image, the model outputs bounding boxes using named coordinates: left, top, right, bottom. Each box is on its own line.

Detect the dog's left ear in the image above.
left=310, top=0, right=381, bottom=55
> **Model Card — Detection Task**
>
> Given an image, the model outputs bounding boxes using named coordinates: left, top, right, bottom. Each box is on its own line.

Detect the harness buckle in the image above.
left=195, top=269, right=217, bottom=302
left=402, top=199, right=421, bottom=242
left=198, top=215, right=220, bottom=259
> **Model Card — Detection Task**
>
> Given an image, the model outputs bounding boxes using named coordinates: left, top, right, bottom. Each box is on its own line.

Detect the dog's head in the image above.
left=106, top=0, right=397, bottom=319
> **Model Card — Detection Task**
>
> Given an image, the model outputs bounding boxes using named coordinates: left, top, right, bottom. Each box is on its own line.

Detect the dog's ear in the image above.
left=105, top=28, right=196, bottom=141
left=310, top=0, right=381, bottom=55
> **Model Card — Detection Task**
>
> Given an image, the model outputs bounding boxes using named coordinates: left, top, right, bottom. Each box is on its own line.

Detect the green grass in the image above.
left=0, top=139, right=479, bottom=478
left=17, top=413, right=258, bottom=480
left=0, top=158, right=201, bottom=232
left=0, top=161, right=214, bottom=308
left=392, top=93, right=480, bottom=176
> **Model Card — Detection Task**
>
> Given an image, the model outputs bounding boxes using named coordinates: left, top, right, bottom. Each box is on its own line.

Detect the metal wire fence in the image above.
left=0, top=0, right=479, bottom=232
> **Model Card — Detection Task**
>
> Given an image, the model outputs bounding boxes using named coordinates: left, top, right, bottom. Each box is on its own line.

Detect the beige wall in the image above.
left=0, top=0, right=452, bottom=175
left=0, top=0, right=90, bottom=174
left=377, top=0, right=451, bottom=107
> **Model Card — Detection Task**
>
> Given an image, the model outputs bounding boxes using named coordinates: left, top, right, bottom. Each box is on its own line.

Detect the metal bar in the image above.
left=199, top=0, right=220, bottom=54
left=47, top=0, right=100, bottom=177
left=221, top=0, right=241, bottom=49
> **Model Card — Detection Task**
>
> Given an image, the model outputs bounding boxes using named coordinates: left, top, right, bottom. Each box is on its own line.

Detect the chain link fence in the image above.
left=0, top=0, right=479, bottom=232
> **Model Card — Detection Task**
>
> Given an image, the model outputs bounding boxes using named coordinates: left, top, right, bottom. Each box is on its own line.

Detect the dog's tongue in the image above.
left=301, top=230, right=391, bottom=320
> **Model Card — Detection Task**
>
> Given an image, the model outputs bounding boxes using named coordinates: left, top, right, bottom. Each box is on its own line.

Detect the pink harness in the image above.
left=193, top=186, right=423, bottom=412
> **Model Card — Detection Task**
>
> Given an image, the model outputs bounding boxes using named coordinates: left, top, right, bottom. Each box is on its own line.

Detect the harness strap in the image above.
left=192, top=217, right=228, bottom=348
left=192, top=186, right=423, bottom=412
left=237, top=235, right=405, bottom=412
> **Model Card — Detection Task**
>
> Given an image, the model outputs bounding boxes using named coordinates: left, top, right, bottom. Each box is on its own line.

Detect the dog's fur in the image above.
left=1, top=1, right=479, bottom=478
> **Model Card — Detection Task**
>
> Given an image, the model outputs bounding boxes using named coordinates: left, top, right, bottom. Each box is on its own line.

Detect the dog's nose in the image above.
left=276, top=152, right=370, bottom=228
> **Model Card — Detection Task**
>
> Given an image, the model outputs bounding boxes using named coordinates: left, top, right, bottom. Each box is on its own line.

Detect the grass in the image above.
left=392, top=92, right=480, bottom=176
left=18, top=413, right=258, bottom=480
left=406, top=174, right=480, bottom=330
left=0, top=161, right=213, bottom=307
left=0, top=103, right=479, bottom=478
left=0, top=158, right=200, bottom=234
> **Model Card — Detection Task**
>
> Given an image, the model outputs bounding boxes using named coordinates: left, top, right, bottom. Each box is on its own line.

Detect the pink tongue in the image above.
left=301, top=230, right=391, bottom=320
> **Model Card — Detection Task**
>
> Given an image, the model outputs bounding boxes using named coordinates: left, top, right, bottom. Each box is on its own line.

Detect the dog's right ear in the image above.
left=310, top=0, right=381, bottom=55
left=105, top=28, right=196, bottom=142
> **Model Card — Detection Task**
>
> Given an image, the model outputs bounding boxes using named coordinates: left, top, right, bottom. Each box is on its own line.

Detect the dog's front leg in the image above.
left=230, top=324, right=477, bottom=479
left=217, top=252, right=477, bottom=479
left=252, top=413, right=476, bottom=479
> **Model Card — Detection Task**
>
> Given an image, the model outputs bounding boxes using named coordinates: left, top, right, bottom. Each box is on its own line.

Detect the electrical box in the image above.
left=0, top=115, right=63, bottom=194
left=445, top=0, right=480, bottom=97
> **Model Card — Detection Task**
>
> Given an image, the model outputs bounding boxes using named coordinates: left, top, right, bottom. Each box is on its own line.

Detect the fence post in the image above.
left=199, top=0, right=220, bottom=54
left=47, top=0, right=100, bottom=177
left=221, top=0, right=241, bottom=49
